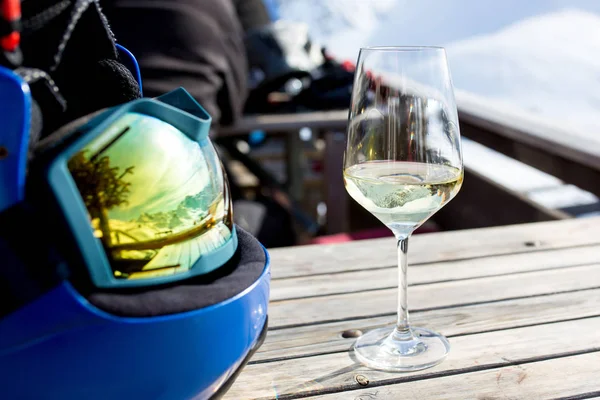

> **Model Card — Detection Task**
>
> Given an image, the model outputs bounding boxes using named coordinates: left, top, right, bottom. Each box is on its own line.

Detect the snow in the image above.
left=447, top=9, right=600, bottom=134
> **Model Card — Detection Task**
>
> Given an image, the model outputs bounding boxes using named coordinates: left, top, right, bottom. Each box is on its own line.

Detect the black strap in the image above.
left=0, top=18, right=19, bottom=37
left=14, top=67, right=68, bottom=152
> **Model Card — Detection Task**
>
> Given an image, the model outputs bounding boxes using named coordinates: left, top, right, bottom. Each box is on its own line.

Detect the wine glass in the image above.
left=343, top=46, right=463, bottom=371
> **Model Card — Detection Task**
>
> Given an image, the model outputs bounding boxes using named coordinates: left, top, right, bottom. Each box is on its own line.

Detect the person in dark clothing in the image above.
left=101, top=0, right=251, bottom=128
left=101, top=0, right=301, bottom=248
left=233, top=0, right=272, bottom=32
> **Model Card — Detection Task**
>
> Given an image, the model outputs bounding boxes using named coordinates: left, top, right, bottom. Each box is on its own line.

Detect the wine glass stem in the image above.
left=396, top=236, right=412, bottom=338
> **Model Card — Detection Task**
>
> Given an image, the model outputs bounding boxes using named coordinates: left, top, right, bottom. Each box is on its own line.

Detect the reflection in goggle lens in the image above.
left=68, top=112, right=233, bottom=280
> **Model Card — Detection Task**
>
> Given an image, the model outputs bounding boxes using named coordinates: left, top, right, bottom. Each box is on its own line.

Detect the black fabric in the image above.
left=216, top=137, right=301, bottom=247
left=0, top=19, right=20, bottom=37
left=29, top=98, right=44, bottom=154
left=30, top=109, right=107, bottom=167
left=232, top=0, right=271, bottom=32
left=14, top=67, right=67, bottom=154
left=61, top=57, right=141, bottom=121
left=101, top=0, right=248, bottom=128
left=0, top=203, right=65, bottom=318
left=86, top=226, right=267, bottom=317
left=17, top=0, right=141, bottom=140
left=249, top=195, right=297, bottom=248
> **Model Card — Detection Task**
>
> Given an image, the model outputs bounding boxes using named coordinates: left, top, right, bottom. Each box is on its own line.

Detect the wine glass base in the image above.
left=353, top=326, right=450, bottom=372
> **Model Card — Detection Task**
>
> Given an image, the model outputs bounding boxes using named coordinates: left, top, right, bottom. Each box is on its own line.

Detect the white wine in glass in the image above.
left=343, top=47, right=463, bottom=371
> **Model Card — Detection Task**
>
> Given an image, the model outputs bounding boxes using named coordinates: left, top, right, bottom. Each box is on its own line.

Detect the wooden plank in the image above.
left=285, top=131, right=305, bottom=201
left=143, top=242, right=182, bottom=270
left=568, top=397, right=600, bottom=400
left=458, top=99, right=600, bottom=172
left=257, top=288, right=600, bottom=362
left=462, top=122, right=600, bottom=200
left=461, top=137, right=563, bottom=193
left=458, top=103, right=600, bottom=198
left=196, top=227, right=227, bottom=254
left=435, top=166, right=570, bottom=232
left=308, top=352, right=600, bottom=399
left=269, top=263, right=600, bottom=328
left=268, top=216, right=600, bottom=279
left=179, top=240, right=192, bottom=269
left=189, top=237, right=201, bottom=266
left=218, top=110, right=348, bottom=136
left=324, top=131, right=349, bottom=234
left=224, top=317, right=600, bottom=399
left=271, top=244, right=600, bottom=300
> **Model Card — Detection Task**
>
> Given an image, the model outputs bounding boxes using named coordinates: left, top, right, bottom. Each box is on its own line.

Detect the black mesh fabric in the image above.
left=85, top=226, right=267, bottom=317
left=18, top=0, right=141, bottom=140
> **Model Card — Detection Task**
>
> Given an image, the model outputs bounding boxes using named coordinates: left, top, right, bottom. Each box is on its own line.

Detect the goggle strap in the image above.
left=13, top=67, right=68, bottom=154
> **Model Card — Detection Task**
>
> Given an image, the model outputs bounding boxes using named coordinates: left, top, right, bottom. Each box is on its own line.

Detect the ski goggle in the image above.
left=43, top=88, right=237, bottom=288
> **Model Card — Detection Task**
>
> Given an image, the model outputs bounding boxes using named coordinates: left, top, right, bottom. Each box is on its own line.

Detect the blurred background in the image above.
left=277, top=0, right=600, bottom=135
left=103, top=0, right=600, bottom=248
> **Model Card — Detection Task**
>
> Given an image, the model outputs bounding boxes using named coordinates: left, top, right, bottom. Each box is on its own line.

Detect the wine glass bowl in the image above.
left=343, top=46, right=463, bottom=371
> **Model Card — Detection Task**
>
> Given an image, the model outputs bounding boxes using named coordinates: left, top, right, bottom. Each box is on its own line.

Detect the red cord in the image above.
left=0, top=31, right=18, bottom=51
left=1, top=0, right=20, bottom=20
left=1, top=0, right=21, bottom=52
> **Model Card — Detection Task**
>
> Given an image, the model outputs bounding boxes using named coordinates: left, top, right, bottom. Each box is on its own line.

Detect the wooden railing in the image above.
left=218, top=104, right=600, bottom=235
left=457, top=96, right=600, bottom=199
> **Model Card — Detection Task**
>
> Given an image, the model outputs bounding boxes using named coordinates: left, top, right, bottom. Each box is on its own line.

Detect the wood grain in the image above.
left=308, top=352, right=600, bottom=399
left=269, top=263, right=600, bottom=328
left=226, top=219, right=600, bottom=399
left=270, top=244, right=600, bottom=300
left=457, top=97, right=600, bottom=171
left=268, top=217, right=600, bottom=279
left=459, top=99, right=600, bottom=198
left=434, top=166, right=570, bottom=232
left=224, top=317, right=600, bottom=399
left=256, top=288, right=600, bottom=362
left=324, top=131, right=349, bottom=234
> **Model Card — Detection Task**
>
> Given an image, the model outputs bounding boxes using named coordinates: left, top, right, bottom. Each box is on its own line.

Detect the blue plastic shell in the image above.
left=0, top=247, right=270, bottom=400
left=0, top=66, right=31, bottom=212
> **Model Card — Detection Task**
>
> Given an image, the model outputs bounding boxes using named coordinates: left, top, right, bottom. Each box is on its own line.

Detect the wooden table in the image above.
left=224, top=217, right=600, bottom=399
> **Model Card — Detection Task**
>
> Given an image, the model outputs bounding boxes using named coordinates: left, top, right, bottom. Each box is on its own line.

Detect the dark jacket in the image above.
left=102, top=0, right=248, bottom=127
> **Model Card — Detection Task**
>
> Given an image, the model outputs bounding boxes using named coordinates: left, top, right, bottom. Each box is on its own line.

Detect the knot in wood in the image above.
left=341, top=329, right=363, bottom=338
left=524, top=240, right=542, bottom=247
left=355, top=374, right=369, bottom=386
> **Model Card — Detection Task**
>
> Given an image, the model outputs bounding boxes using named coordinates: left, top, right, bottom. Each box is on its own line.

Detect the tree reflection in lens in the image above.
left=68, top=112, right=232, bottom=279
